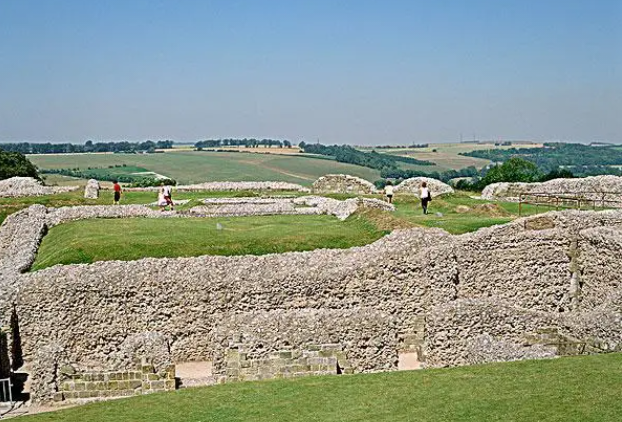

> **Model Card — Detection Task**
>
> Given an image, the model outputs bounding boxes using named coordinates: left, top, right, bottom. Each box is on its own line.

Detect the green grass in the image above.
left=29, top=151, right=381, bottom=185
left=31, top=214, right=387, bottom=270
left=23, top=353, right=622, bottom=422
left=26, top=190, right=571, bottom=269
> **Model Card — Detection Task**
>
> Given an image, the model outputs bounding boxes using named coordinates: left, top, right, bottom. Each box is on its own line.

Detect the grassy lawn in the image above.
left=29, top=151, right=381, bottom=185
left=31, top=214, right=387, bottom=270
left=23, top=353, right=622, bottom=422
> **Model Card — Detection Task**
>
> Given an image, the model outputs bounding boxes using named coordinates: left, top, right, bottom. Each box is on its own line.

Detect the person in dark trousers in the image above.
left=112, top=180, right=122, bottom=205
left=384, top=180, right=394, bottom=204
left=420, top=181, right=431, bottom=214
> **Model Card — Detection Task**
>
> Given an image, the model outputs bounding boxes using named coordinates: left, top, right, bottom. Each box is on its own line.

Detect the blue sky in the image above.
left=1, top=0, right=620, bottom=144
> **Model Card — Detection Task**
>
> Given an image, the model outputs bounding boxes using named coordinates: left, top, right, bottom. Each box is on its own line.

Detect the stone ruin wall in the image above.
left=311, top=174, right=455, bottom=198
left=125, top=180, right=311, bottom=193
left=0, top=177, right=79, bottom=198
left=393, top=177, right=454, bottom=198
left=1, top=204, right=622, bottom=402
left=312, top=174, right=377, bottom=194
left=482, top=175, right=622, bottom=206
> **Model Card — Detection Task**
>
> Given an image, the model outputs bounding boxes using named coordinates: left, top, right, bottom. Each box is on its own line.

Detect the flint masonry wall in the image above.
left=2, top=205, right=622, bottom=402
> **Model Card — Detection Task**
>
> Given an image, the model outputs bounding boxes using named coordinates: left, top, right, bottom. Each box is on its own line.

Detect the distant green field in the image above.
left=29, top=151, right=381, bottom=185
left=361, top=142, right=544, bottom=171
left=22, top=353, right=622, bottom=422
left=32, top=214, right=386, bottom=270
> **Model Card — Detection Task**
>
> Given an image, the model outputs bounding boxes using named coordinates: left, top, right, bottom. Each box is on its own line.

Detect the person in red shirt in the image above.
left=112, top=180, right=122, bottom=205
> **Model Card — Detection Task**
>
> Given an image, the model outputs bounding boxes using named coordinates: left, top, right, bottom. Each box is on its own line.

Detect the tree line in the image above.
left=0, top=140, right=174, bottom=154
left=299, top=142, right=434, bottom=171
left=461, top=142, right=622, bottom=175
left=195, top=139, right=293, bottom=149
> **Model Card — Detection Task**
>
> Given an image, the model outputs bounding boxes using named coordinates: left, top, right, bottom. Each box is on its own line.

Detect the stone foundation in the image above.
left=56, top=364, right=176, bottom=402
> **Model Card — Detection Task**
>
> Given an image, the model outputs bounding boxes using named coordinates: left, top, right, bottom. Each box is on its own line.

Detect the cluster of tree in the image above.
left=195, top=139, right=293, bottom=149
left=0, top=149, right=39, bottom=180
left=299, top=142, right=433, bottom=171
left=375, top=157, right=580, bottom=191
left=454, top=158, right=575, bottom=191
left=461, top=142, right=622, bottom=175
left=0, top=140, right=174, bottom=154
left=41, top=167, right=176, bottom=187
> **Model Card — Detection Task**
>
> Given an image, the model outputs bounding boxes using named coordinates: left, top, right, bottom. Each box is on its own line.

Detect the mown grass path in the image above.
left=23, top=354, right=622, bottom=422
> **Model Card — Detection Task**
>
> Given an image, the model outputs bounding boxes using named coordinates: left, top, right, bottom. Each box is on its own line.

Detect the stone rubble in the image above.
left=125, top=181, right=311, bottom=193
left=83, top=179, right=100, bottom=199
left=189, top=196, right=395, bottom=220
left=0, top=177, right=79, bottom=198
left=482, top=175, right=622, bottom=206
left=312, top=174, right=378, bottom=194
left=393, top=177, right=454, bottom=198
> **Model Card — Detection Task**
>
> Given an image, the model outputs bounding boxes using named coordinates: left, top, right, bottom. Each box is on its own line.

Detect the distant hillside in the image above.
left=462, top=142, right=622, bottom=176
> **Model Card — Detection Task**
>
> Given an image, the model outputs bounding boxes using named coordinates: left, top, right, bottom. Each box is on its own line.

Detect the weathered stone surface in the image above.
left=2, top=202, right=622, bottom=401
left=189, top=196, right=394, bottom=221
left=83, top=179, right=100, bottom=199
left=312, top=174, right=377, bottom=194
left=126, top=181, right=310, bottom=193
left=0, top=177, right=79, bottom=198
left=393, top=177, right=454, bottom=198
left=482, top=175, right=622, bottom=206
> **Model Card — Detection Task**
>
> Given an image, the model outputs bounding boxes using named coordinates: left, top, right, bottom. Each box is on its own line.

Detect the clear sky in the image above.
left=1, top=0, right=620, bottom=144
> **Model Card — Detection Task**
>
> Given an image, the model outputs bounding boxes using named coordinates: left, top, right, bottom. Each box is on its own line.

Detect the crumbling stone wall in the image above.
left=57, top=364, right=176, bottom=403
left=2, top=204, right=622, bottom=401
left=482, top=175, right=622, bottom=205
left=394, top=177, right=454, bottom=198
left=312, top=174, right=377, bottom=194
left=0, top=177, right=79, bottom=198
left=83, top=179, right=100, bottom=199
left=125, top=181, right=310, bottom=193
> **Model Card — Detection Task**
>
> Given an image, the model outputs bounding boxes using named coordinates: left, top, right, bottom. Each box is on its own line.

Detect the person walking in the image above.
left=163, top=183, right=174, bottom=210
left=384, top=180, right=394, bottom=204
left=112, top=180, right=122, bottom=205
left=420, top=181, right=431, bottom=215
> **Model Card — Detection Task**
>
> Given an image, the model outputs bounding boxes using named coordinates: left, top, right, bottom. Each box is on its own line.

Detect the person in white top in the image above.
left=163, top=183, right=174, bottom=210
left=384, top=181, right=394, bottom=204
left=157, top=186, right=168, bottom=211
left=420, top=181, right=431, bottom=214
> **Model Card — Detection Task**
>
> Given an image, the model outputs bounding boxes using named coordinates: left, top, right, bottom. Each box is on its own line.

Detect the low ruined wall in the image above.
left=2, top=204, right=622, bottom=401
left=56, top=364, right=175, bottom=403
left=189, top=196, right=394, bottom=220
left=312, top=174, right=377, bottom=194
left=0, top=177, right=79, bottom=198
left=482, top=175, right=622, bottom=204
left=125, top=181, right=310, bottom=193
left=394, top=177, right=454, bottom=197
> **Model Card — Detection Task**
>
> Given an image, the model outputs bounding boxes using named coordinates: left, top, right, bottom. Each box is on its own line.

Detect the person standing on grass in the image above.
left=157, top=185, right=168, bottom=211
left=112, top=180, right=122, bottom=205
left=384, top=180, right=394, bottom=204
left=420, top=181, right=431, bottom=215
